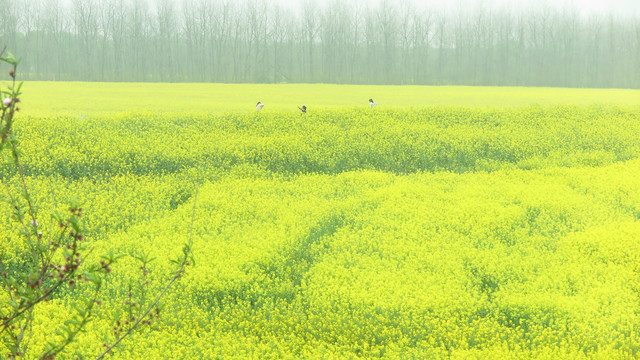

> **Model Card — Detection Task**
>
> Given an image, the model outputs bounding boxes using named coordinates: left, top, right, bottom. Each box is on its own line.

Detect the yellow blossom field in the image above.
left=19, top=81, right=640, bottom=116
left=3, top=83, right=640, bottom=358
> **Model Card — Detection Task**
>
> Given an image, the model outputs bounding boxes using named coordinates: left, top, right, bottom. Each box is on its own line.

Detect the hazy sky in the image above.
left=570, top=0, right=640, bottom=14
left=499, top=0, right=640, bottom=14
left=62, top=0, right=640, bottom=18
left=276, top=0, right=640, bottom=16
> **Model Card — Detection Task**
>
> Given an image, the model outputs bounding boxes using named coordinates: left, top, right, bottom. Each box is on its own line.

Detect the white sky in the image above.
left=277, top=0, right=640, bottom=16
left=571, top=0, right=640, bottom=14
left=62, top=0, right=640, bottom=18
left=508, top=0, right=640, bottom=14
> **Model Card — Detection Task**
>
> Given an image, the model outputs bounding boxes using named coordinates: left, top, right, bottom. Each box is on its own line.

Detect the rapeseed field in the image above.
left=20, top=82, right=640, bottom=116
left=3, top=83, right=640, bottom=358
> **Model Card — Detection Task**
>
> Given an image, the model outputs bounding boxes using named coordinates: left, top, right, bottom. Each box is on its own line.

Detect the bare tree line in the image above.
left=1, top=0, right=639, bottom=88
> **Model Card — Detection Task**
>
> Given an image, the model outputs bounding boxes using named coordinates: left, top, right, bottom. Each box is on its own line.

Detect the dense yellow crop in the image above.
left=19, top=82, right=640, bottom=116
left=2, top=87, right=640, bottom=358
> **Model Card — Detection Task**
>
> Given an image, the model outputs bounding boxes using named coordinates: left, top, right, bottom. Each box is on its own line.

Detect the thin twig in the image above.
left=94, top=272, right=183, bottom=360
left=0, top=276, right=69, bottom=335
left=95, top=188, right=198, bottom=360
left=12, top=308, right=32, bottom=358
left=0, top=254, right=105, bottom=335
left=40, top=284, right=102, bottom=359
left=11, top=134, right=39, bottom=242
left=3, top=181, right=31, bottom=241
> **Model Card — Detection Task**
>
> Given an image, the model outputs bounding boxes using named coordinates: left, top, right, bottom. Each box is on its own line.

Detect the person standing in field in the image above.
left=256, top=102, right=264, bottom=110
left=298, top=104, right=307, bottom=115
left=369, top=98, right=378, bottom=107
